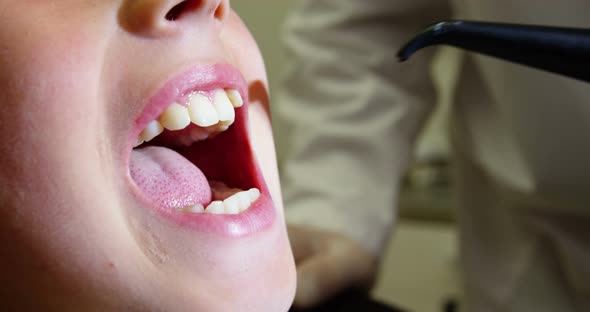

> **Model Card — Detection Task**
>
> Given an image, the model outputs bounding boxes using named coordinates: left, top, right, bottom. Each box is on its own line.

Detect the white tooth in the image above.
left=238, top=191, right=252, bottom=208
left=206, top=201, right=225, bottom=214
left=134, top=138, right=144, bottom=148
left=226, top=89, right=243, bottom=107
left=213, top=90, right=235, bottom=122
left=184, top=204, right=205, bottom=213
left=190, top=127, right=209, bottom=141
left=188, top=93, right=219, bottom=127
left=237, top=191, right=252, bottom=212
left=225, top=200, right=241, bottom=214
left=191, top=204, right=206, bottom=213
left=159, top=103, right=191, bottom=131
left=223, top=195, right=240, bottom=214
left=217, top=122, right=231, bottom=132
left=248, top=188, right=261, bottom=202
left=140, top=120, right=164, bottom=142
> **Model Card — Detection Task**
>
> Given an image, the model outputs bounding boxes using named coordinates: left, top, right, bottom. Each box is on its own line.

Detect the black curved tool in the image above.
left=398, top=20, right=590, bottom=83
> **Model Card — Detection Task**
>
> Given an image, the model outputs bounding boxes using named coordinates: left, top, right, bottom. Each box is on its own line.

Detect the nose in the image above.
left=119, top=0, right=230, bottom=38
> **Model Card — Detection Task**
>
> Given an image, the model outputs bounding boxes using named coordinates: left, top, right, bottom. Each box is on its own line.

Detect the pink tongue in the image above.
left=129, top=146, right=211, bottom=210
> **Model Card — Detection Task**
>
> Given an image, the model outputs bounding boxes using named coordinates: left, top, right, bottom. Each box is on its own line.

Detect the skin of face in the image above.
left=0, top=1, right=296, bottom=311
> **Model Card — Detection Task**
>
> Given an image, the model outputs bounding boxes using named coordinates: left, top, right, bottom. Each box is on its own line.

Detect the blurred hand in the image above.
left=288, top=224, right=379, bottom=309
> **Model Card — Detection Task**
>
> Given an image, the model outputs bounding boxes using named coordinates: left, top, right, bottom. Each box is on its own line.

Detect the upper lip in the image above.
left=129, top=63, right=248, bottom=148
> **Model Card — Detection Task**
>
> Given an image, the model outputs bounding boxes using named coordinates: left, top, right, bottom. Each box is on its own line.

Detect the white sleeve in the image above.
left=275, top=0, right=451, bottom=256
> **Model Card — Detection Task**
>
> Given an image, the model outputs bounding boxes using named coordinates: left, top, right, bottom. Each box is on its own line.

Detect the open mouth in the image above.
left=127, top=65, right=274, bottom=235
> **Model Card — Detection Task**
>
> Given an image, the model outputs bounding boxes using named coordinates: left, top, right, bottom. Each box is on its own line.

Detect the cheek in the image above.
left=0, top=30, right=104, bottom=200
left=0, top=6, right=110, bottom=171
left=0, top=8, right=124, bottom=283
left=222, top=11, right=269, bottom=88
left=0, top=31, right=141, bottom=306
left=0, top=5, right=110, bottom=149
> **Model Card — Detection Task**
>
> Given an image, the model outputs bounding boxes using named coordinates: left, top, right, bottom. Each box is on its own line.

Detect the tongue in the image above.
left=129, top=146, right=211, bottom=210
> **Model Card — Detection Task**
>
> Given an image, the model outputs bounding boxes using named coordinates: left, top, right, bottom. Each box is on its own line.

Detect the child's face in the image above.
left=0, top=1, right=295, bottom=310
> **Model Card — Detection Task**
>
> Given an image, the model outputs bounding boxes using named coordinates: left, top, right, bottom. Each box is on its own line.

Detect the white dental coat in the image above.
left=276, top=0, right=590, bottom=311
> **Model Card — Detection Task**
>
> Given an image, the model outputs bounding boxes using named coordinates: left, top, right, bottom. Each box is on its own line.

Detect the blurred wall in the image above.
left=234, top=1, right=456, bottom=162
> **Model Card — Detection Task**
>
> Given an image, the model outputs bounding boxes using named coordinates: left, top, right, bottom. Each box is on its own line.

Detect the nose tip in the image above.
left=120, top=0, right=229, bottom=37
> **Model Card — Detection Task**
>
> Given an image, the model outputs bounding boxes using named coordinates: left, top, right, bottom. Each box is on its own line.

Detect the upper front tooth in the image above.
left=140, top=120, right=164, bottom=142
left=160, top=103, right=191, bottom=131
left=226, top=89, right=243, bottom=107
left=188, top=93, right=219, bottom=127
left=213, top=90, right=235, bottom=122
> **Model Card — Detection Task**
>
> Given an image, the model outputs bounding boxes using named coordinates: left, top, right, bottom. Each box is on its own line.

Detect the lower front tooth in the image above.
left=187, top=204, right=205, bottom=213
left=223, top=196, right=240, bottom=214
left=237, top=192, right=251, bottom=212
left=178, top=204, right=204, bottom=213
left=225, top=201, right=241, bottom=214
left=248, top=188, right=261, bottom=201
left=177, top=188, right=261, bottom=215
left=206, top=201, right=225, bottom=214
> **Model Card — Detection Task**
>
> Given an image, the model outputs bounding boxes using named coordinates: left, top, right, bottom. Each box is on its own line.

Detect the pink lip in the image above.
left=127, top=63, right=276, bottom=238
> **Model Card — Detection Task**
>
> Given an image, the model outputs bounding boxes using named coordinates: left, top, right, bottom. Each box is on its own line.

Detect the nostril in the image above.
left=164, top=0, right=226, bottom=22
left=165, top=1, right=189, bottom=21
left=120, top=0, right=229, bottom=37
